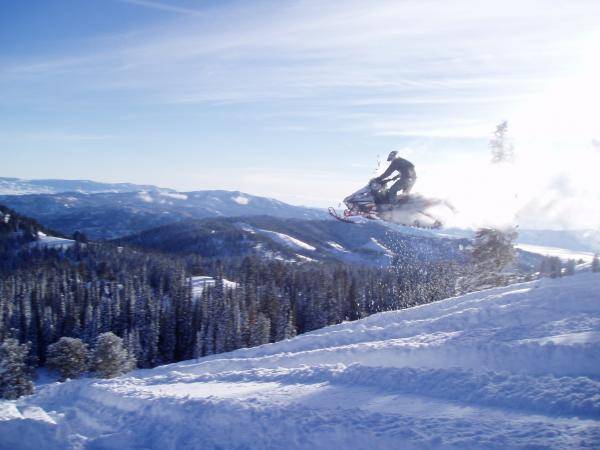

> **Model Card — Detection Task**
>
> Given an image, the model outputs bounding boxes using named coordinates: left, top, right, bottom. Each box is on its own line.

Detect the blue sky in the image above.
left=1, top=0, right=599, bottom=229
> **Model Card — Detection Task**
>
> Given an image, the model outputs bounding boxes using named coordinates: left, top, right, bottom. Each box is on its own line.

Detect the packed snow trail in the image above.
left=1, top=274, right=599, bottom=449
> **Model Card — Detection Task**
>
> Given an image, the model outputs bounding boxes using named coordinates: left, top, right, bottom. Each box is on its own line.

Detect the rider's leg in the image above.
left=402, top=177, right=416, bottom=195
left=387, top=179, right=405, bottom=202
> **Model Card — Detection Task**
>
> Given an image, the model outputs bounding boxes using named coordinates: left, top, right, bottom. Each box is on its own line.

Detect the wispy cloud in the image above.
left=7, top=0, right=596, bottom=118
left=118, top=0, right=202, bottom=16
left=0, top=131, right=116, bottom=143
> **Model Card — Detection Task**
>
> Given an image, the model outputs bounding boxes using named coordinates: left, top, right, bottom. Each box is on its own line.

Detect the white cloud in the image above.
left=119, top=0, right=202, bottom=16
left=0, top=131, right=116, bottom=142
left=8, top=0, right=598, bottom=116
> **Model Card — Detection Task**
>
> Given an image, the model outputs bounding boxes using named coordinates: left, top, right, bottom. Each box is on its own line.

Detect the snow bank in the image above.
left=2, top=273, right=599, bottom=449
left=160, top=192, right=188, bottom=201
left=360, top=237, right=393, bottom=255
left=189, top=276, right=238, bottom=298
left=30, top=231, right=74, bottom=250
left=327, top=241, right=347, bottom=252
left=232, top=195, right=249, bottom=205
left=295, top=253, right=317, bottom=262
left=136, top=191, right=154, bottom=203
left=256, top=228, right=316, bottom=252
left=515, top=243, right=596, bottom=263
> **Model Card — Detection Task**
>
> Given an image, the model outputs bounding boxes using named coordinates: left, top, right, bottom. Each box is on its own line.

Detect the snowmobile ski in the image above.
left=328, top=207, right=356, bottom=223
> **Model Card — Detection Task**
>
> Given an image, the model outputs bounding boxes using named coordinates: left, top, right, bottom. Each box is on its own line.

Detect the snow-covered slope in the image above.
left=29, top=231, right=74, bottom=250
left=515, top=243, right=596, bottom=263
left=119, top=216, right=469, bottom=268
left=516, top=229, right=600, bottom=254
left=253, top=228, right=317, bottom=252
left=189, top=276, right=238, bottom=297
left=440, top=227, right=600, bottom=255
left=2, top=274, right=599, bottom=449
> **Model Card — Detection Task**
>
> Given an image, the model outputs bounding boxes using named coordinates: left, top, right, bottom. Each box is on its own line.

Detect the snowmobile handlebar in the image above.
left=376, top=175, right=401, bottom=184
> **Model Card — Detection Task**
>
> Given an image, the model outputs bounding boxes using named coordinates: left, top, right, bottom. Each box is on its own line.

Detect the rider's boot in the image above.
left=387, top=191, right=398, bottom=204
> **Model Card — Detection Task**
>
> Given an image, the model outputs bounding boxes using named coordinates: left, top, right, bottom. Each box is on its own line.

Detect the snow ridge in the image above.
left=175, top=364, right=598, bottom=417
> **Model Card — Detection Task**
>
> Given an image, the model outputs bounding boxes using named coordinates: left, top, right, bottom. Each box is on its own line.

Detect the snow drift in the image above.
left=1, top=273, right=599, bottom=449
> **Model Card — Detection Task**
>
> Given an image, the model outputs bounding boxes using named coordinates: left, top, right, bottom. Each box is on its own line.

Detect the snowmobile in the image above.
left=329, top=176, right=452, bottom=229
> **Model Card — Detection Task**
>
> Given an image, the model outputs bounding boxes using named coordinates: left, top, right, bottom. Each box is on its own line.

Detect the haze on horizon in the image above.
left=1, top=0, right=599, bottom=230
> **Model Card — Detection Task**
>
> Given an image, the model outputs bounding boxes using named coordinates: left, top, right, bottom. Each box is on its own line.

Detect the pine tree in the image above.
left=466, top=227, right=517, bottom=291
left=549, top=257, right=562, bottom=278
left=123, top=329, right=141, bottom=369
left=193, top=331, right=203, bottom=359
left=250, top=313, right=271, bottom=347
left=204, top=322, right=215, bottom=355
left=275, top=294, right=292, bottom=341
left=345, top=279, right=361, bottom=321
left=565, top=260, right=576, bottom=276
left=72, top=231, right=88, bottom=244
left=592, top=254, right=600, bottom=273
left=539, top=256, right=550, bottom=278
left=91, top=332, right=132, bottom=379
left=282, top=310, right=296, bottom=340
left=490, top=120, right=515, bottom=163
left=46, top=337, right=89, bottom=381
left=0, top=338, right=34, bottom=399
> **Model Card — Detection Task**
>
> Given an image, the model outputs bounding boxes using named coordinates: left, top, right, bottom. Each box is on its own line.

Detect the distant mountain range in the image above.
left=0, top=176, right=174, bottom=195
left=0, top=189, right=327, bottom=240
left=1, top=177, right=596, bottom=257
left=0, top=176, right=547, bottom=271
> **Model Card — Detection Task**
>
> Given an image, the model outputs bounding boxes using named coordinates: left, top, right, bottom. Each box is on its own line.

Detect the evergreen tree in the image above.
left=539, top=256, right=551, bottom=278
left=46, top=337, right=89, bottom=381
left=282, top=310, right=296, bottom=340
left=204, top=322, right=215, bottom=355
left=540, top=256, right=564, bottom=278
left=250, top=313, right=271, bottom=347
left=123, top=329, right=141, bottom=369
left=91, top=332, right=132, bottom=379
left=565, top=260, right=576, bottom=276
left=0, top=338, right=34, bottom=399
left=548, top=257, right=562, bottom=278
left=465, top=227, right=517, bottom=292
left=72, top=231, right=88, bottom=244
left=345, top=279, right=361, bottom=321
left=193, top=331, right=203, bottom=358
left=592, top=254, right=600, bottom=273
left=490, top=121, right=515, bottom=163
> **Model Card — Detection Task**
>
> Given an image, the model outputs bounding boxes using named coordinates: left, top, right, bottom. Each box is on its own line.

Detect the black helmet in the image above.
left=387, top=151, right=398, bottom=161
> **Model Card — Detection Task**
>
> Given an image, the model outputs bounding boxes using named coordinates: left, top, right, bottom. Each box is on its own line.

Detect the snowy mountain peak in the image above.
left=0, top=177, right=174, bottom=195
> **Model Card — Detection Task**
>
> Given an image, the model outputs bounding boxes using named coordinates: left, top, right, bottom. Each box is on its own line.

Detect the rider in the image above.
left=374, top=151, right=416, bottom=203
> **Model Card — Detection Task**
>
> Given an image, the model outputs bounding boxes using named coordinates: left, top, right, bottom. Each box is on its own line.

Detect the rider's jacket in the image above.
left=378, top=157, right=416, bottom=181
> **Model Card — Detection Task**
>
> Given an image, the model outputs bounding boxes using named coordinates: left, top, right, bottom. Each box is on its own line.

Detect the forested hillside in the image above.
left=0, top=205, right=65, bottom=256
left=0, top=206, right=459, bottom=373
left=3, top=205, right=580, bottom=405
left=117, top=216, right=469, bottom=267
